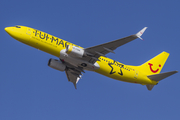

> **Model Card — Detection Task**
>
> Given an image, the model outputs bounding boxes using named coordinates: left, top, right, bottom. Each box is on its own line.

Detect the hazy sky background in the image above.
left=1, top=0, right=180, bottom=120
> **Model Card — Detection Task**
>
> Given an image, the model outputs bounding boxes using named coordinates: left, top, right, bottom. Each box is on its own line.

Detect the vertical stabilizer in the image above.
left=137, top=51, right=169, bottom=75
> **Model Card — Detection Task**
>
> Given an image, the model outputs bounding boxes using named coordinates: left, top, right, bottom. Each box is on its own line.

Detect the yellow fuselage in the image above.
left=5, top=26, right=158, bottom=85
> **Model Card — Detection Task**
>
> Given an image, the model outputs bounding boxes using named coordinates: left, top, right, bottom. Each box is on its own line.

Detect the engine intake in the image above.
left=48, top=59, right=66, bottom=71
left=66, top=45, right=85, bottom=58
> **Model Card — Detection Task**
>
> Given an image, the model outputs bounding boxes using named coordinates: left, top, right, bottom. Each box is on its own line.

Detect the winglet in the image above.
left=136, top=27, right=147, bottom=40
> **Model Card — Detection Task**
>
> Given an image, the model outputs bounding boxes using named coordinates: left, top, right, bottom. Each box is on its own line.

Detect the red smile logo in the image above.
left=148, top=63, right=161, bottom=73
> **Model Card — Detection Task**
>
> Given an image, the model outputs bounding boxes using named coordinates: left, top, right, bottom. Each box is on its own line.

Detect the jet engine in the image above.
left=48, top=59, right=66, bottom=71
left=66, top=45, right=85, bottom=58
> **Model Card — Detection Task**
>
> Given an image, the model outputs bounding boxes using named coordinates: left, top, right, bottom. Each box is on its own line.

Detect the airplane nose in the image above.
left=5, top=27, right=11, bottom=34
left=5, top=27, right=8, bottom=32
left=5, top=27, right=18, bottom=40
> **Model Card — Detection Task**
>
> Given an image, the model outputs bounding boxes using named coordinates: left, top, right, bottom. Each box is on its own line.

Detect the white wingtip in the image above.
left=136, top=27, right=147, bottom=40
left=76, top=75, right=82, bottom=84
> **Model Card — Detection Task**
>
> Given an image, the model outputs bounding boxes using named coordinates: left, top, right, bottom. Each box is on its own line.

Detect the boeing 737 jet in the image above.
left=5, top=25, right=178, bottom=90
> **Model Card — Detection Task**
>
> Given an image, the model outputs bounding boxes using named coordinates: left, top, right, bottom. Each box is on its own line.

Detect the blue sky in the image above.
left=0, top=0, right=180, bottom=120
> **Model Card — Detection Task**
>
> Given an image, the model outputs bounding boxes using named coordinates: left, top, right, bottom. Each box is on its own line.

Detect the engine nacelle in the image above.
left=48, top=59, right=66, bottom=71
left=66, top=45, right=85, bottom=58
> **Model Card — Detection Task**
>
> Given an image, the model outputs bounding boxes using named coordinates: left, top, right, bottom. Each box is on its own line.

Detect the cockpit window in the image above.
left=15, top=26, right=21, bottom=28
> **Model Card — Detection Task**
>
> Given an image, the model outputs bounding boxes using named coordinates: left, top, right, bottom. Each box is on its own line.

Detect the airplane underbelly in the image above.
left=60, top=49, right=100, bottom=71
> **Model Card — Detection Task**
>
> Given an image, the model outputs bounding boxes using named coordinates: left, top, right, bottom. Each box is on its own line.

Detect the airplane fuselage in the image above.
left=5, top=26, right=158, bottom=86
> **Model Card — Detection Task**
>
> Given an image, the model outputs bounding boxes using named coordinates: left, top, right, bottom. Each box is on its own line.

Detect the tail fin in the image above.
left=136, top=51, right=178, bottom=91
left=137, top=51, right=169, bottom=75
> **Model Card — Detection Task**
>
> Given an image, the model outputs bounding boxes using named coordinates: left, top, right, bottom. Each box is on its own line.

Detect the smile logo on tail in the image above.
left=148, top=63, right=161, bottom=73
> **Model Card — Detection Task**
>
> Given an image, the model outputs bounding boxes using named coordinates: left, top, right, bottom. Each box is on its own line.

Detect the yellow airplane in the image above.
left=5, top=25, right=178, bottom=90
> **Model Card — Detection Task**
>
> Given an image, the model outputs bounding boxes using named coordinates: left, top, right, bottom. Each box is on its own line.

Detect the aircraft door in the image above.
left=26, top=28, right=31, bottom=35
left=134, top=70, right=139, bottom=79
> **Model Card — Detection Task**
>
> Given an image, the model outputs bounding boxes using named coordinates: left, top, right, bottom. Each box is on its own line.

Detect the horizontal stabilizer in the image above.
left=148, top=71, right=178, bottom=81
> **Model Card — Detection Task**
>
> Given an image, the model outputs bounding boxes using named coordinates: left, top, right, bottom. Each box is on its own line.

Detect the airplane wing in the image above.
left=83, top=27, right=147, bottom=63
left=64, top=27, right=147, bottom=88
left=64, top=62, right=84, bottom=89
left=65, top=69, right=82, bottom=89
